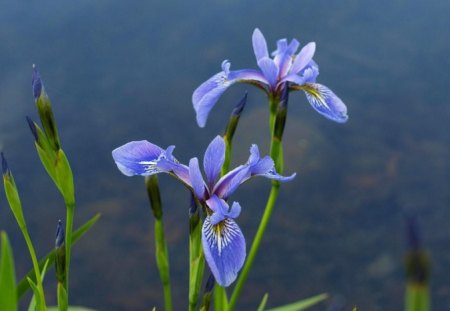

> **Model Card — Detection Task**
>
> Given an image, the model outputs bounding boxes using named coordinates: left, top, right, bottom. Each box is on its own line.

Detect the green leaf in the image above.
left=54, top=149, right=74, bottom=204
left=17, top=213, right=101, bottom=299
left=257, top=293, right=269, bottom=311
left=47, top=307, right=99, bottom=311
left=27, top=277, right=44, bottom=311
left=27, top=259, right=50, bottom=311
left=265, top=293, right=328, bottom=311
left=0, top=232, right=17, bottom=311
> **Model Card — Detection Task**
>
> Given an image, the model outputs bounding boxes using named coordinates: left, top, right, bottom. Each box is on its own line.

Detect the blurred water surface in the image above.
left=1, top=0, right=450, bottom=310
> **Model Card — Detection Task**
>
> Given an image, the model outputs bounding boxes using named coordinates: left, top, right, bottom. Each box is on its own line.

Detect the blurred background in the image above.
left=1, top=0, right=450, bottom=310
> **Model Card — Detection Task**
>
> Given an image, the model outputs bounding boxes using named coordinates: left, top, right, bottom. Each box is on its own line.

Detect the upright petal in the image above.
left=203, top=136, right=225, bottom=189
left=278, top=39, right=300, bottom=78
left=303, top=83, right=348, bottom=123
left=189, top=157, right=207, bottom=199
left=252, top=28, right=269, bottom=62
left=290, top=42, right=316, bottom=75
left=202, top=217, right=246, bottom=287
left=112, top=140, right=167, bottom=176
left=257, top=57, right=279, bottom=89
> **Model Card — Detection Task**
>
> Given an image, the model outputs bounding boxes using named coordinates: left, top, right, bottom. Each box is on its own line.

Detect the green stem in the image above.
left=23, top=229, right=47, bottom=311
left=228, top=183, right=280, bottom=311
left=221, top=134, right=232, bottom=177
left=189, top=201, right=205, bottom=311
left=214, top=285, right=229, bottom=311
left=155, top=218, right=173, bottom=311
left=64, top=201, right=75, bottom=303
left=145, top=176, right=173, bottom=311
left=229, top=94, right=285, bottom=311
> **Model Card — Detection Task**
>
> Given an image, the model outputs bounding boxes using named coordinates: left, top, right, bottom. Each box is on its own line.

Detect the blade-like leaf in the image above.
left=0, top=232, right=17, bottom=311
left=27, top=277, right=43, bottom=311
left=266, top=293, right=328, bottom=311
left=17, top=213, right=101, bottom=299
left=47, top=307, right=99, bottom=311
left=27, top=259, right=50, bottom=311
left=257, top=293, right=269, bottom=311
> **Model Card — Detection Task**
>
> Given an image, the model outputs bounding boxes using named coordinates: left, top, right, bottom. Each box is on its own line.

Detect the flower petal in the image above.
left=204, top=136, right=225, bottom=189
left=303, top=83, right=348, bottom=123
left=290, top=42, right=316, bottom=75
left=257, top=57, right=279, bottom=89
left=189, top=157, right=206, bottom=199
left=278, top=39, right=300, bottom=78
left=301, top=60, right=319, bottom=83
left=206, top=195, right=228, bottom=225
left=202, top=217, right=246, bottom=287
left=192, top=69, right=234, bottom=127
left=112, top=140, right=166, bottom=176
left=252, top=28, right=269, bottom=62
left=193, top=61, right=269, bottom=128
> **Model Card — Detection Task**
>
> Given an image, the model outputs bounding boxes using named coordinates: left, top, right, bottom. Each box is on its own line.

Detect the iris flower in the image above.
left=193, top=28, right=348, bottom=127
left=112, top=136, right=295, bottom=286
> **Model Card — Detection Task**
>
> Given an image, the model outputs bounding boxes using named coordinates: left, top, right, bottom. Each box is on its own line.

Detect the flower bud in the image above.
left=32, top=65, right=60, bottom=151
left=55, top=220, right=66, bottom=284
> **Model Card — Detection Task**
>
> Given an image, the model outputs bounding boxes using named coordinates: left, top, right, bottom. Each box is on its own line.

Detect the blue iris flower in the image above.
left=112, top=136, right=295, bottom=286
left=193, top=28, right=348, bottom=127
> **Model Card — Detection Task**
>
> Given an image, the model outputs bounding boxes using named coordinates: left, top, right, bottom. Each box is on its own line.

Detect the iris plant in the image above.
left=112, top=135, right=295, bottom=286
left=193, top=28, right=348, bottom=127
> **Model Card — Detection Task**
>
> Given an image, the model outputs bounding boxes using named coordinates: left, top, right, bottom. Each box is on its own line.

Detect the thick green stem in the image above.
left=145, top=176, right=173, bottom=311
left=214, top=285, right=229, bottom=311
left=23, top=229, right=47, bottom=311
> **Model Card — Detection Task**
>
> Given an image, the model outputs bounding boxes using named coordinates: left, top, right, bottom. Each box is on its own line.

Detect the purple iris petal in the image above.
left=257, top=57, right=279, bottom=89
left=207, top=195, right=227, bottom=224
left=228, top=69, right=268, bottom=85
left=192, top=70, right=234, bottom=128
left=290, top=42, right=316, bottom=75
left=202, top=217, right=246, bottom=287
left=300, top=60, right=319, bottom=83
left=112, top=140, right=167, bottom=176
left=252, top=28, right=269, bottom=62
left=189, top=158, right=206, bottom=199
left=203, top=136, right=225, bottom=189
left=304, top=83, right=348, bottom=123
left=278, top=39, right=300, bottom=78
left=207, top=195, right=242, bottom=225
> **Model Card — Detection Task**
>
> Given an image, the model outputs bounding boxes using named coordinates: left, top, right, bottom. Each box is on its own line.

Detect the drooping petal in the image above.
left=202, top=217, right=246, bottom=287
left=228, top=69, right=268, bottom=86
left=204, top=136, right=225, bottom=189
left=189, top=158, right=206, bottom=199
left=257, top=57, right=279, bottom=89
left=193, top=62, right=266, bottom=128
left=252, top=28, right=269, bottom=62
left=158, top=146, right=191, bottom=185
left=193, top=69, right=234, bottom=128
left=112, top=140, right=167, bottom=176
left=303, top=83, right=348, bottom=123
left=290, top=42, right=316, bottom=75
